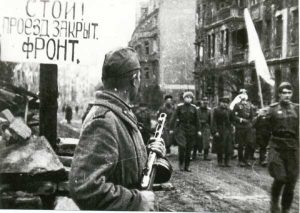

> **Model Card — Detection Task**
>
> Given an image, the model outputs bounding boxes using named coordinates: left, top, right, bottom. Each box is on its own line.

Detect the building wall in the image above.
left=159, top=0, right=196, bottom=92
left=194, top=0, right=298, bottom=106
left=130, top=0, right=196, bottom=104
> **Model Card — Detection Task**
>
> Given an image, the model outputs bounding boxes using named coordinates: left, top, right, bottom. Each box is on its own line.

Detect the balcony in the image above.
left=204, top=7, right=243, bottom=26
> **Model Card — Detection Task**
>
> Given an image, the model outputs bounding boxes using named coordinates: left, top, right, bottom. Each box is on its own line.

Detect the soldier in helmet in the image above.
left=258, top=82, right=299, bottom=213
left=169, top=91, right=201, bottom=172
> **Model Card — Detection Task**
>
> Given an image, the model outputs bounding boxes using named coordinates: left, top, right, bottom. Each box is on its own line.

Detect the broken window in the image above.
left=220, top=29, right=229, bottom=55
left=144, top=67, right=150, bottom=79
left=203, top=4, right=206, bottom=22
left=208, top=35, right=211, bottom=58
left=220, top=31, right=224, bottom=54
left=275, top=15, right=282, bottom=47
left=265, top=19, right=272, bottom=50
left=291, top=9, right=298, bottom=44
left=144, top=41, right=150, bottom=55
left=225, top=29, right=229, bottom=54
left=211, top=33, right=215, bottom=57
left=234, top=28, right=247, bottom=50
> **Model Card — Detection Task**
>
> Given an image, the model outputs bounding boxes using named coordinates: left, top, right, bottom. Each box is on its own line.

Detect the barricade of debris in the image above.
left=0, top=82, right=79, bottom=210
left=0, top=108, right=70, bottom=209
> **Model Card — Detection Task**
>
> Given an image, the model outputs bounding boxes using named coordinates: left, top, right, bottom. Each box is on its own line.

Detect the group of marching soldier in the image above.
left=135, top=82, right=298, bottom=213
left=136, top=89, right=261, bottom=170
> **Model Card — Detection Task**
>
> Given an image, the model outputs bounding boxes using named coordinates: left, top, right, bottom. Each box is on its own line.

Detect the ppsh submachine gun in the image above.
left=141, top=113, right=173, bottom=190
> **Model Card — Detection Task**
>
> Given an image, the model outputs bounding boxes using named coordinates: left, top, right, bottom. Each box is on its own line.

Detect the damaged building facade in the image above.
left=194, top=0, right=298, bottom=106
left=129, top=0, right=196, bottom=107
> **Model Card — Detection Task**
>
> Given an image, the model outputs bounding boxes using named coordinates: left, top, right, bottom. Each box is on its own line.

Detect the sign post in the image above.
left=39, top=64, right=58, bottom=149
left=0, top=0, right=101, bottom=149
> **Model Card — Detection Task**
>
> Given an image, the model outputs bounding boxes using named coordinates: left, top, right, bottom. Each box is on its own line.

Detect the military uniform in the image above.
left=157, top=103, right=175, bottom=153
left=212, top=105, right=234, bottom=166
left=232, top=101, right=254, bottom=165
left=253, top=108, right=271, bottom=165
left=170, top=102, right=200, bottom=170
left=263, top=101, right=299, bottom=212
left=69, top=91, right=148, bottom=210
left=135, top=105, right=152, bottom=144
left=193, top=106, right=212, bottom=160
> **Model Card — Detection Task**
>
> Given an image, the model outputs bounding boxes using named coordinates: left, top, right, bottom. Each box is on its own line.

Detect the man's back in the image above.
left=69, top=91, right=147, bottom=210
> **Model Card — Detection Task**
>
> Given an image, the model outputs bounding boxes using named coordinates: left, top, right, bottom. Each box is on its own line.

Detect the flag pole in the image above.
left=255, top=70, right=264, bottom=108
left=244, top=8, right=274, bottom=108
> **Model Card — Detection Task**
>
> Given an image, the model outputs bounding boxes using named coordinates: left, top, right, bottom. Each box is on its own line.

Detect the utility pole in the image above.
left=39, top=64, right=58, bottom=150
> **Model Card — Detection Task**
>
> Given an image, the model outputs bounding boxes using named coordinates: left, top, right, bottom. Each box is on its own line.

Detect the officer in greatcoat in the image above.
left=212, top=96, right=234, bottom=167
left=169, top=91, right=201, bottom=172
left=193, top=97, right=212, bottom=161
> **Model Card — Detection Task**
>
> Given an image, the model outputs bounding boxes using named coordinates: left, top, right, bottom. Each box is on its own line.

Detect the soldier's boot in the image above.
left=217, top=154, right=223, bottom=167
left=184, top=158, right=192, bottom=172
left=270, top=201, right=281, bottom=213
left=224, top=155, right=231, bottom=167
left=244, top=149, right=251, bottom=167
left=179, top=163, right=184, bottom=171
left=238, top=161, right=246, bottom=167
left=178, top=147, right=185, bottom=171
left=270, top=180, right=284, bottom=213
left=281, top=181, right=295, bottom=213
left=192, top=149, right=197, bottom=160
left=203, top=149, right=211, bottom=161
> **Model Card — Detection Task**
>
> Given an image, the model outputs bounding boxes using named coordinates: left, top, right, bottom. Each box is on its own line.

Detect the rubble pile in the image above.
left=0, top=109, right=68, bottom=209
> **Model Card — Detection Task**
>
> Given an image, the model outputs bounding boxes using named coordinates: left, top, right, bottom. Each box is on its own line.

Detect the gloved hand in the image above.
left=147, top=137, right=166, bottom=157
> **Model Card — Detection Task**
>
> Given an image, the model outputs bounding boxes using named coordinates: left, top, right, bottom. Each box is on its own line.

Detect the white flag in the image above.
left=244, top=8, right=275, bottom=86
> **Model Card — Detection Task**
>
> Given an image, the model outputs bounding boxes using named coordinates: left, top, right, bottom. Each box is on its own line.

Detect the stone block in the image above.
left=0, top=136, right=66, bottom=182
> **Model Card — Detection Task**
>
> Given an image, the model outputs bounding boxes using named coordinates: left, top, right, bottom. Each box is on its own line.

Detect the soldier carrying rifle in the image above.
left=69, top=47, right=166, bottom=211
